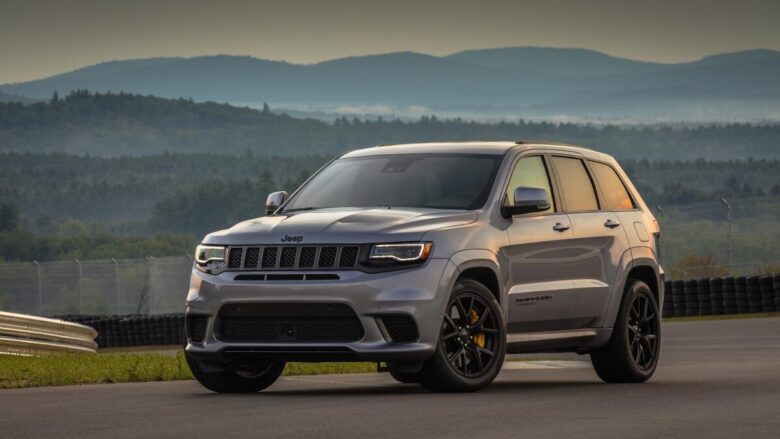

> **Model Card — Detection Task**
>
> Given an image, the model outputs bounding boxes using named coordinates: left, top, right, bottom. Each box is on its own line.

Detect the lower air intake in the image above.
left=380, top=314, right=419, bottom=343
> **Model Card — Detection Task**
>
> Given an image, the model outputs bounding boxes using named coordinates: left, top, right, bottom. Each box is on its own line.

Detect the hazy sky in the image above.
left=1, top=0, right=779, bottom=84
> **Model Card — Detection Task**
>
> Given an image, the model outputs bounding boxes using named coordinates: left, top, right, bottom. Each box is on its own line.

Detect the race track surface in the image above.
left=2, top=317, right=779, bottom=438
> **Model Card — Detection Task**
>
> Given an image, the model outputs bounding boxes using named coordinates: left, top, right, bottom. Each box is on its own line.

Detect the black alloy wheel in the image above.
left=440, top=292, right=500, bottom=378
left=590, top=279, right=660, bottom=383
left=627, top=293, right=659, bottom=370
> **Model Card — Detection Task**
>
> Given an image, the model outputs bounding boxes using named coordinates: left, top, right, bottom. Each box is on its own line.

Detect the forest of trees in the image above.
left=1, top=91, right=778, bottom=275
left=1, top=91, right=779, bottom=159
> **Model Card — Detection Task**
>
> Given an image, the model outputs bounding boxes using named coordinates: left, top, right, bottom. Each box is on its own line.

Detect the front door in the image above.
left=504, top=155, right=580, bottom=332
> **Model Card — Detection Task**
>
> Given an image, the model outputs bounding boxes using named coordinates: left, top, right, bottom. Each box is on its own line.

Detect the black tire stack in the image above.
left=709, top=277, right=724, bottom=315
left=684, top=279, right=699, bottom=316
left=746, top=276, right=763, bottom=313
left=662, top=280, right=674, bottom=317
left=774, top=274, right=780, bottom=311
left=721, top=276, right=737, bottom=315
left=759, top=275, right=775, bottom=313
left=54, top=314, right=187, bottom=348
left=672, top=280, right=686, bottom=317
left=696, top=278, right=711, bottom=316
left=735, top=276, right=748, bottom=314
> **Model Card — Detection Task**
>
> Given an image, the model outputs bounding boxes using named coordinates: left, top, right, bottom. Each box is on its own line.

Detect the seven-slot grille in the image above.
left=226, top=245, right=360, bottom=270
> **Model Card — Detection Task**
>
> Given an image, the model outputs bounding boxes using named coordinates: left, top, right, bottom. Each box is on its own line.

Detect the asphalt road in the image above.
left=2, top=317, right=780, bottom=438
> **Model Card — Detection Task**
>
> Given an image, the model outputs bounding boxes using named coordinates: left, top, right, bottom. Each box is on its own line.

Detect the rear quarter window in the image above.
left=588, top=161, right=635, bottom=210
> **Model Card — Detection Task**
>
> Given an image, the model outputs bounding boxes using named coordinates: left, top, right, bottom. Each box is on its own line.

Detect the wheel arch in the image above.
left=602, top=250, right=662, bottom=329
left=448, top=250, right=504, bottom=311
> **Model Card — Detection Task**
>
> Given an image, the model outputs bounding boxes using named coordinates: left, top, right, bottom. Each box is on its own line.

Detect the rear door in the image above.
left=548, top=155, right=632, bottom=329
left=503, top=154, right=579, bottom=332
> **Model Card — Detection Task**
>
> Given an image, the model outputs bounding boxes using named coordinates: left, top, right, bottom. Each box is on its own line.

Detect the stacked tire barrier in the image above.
left=661, top=273, right=780, bottom=318
left=50, top=273, right=780, bottom=347
left=55, top=314, right=185, bottom=348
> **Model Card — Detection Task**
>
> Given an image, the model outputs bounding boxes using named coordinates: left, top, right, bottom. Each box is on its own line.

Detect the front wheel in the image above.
left=418, top=279, right=506, bottom=392
left=591, top=279, right=661, bottom=383
left=185, top=352, right=286, bottom=393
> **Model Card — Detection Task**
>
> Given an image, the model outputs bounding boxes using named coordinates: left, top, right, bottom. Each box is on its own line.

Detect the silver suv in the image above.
left=185, top=141, right=664, bottom=393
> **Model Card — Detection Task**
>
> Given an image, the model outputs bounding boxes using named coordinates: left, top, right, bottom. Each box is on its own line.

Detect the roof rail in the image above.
left=515, top=139, right=577, bottom=147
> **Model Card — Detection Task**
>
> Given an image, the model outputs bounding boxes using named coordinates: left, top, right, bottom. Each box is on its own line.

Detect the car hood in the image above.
left=202, top=207, right=478, bottom=245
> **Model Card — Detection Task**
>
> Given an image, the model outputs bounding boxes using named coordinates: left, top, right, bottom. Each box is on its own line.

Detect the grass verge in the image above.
left=664, top=312, right=778, bottom=323
left=0, top=352, right=377, bottom=389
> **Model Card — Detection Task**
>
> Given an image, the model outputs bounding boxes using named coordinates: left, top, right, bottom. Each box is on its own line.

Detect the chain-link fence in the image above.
left=652, top=196, right=780, bottom=280
left=0, top=256, right=192, bottom=317
left=0, top=197, right=778, bottom=317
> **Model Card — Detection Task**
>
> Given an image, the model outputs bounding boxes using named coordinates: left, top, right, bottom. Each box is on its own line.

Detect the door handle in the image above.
left=553, top=222, right=571, bottom=232
left=604, top=219, right=621, bottom=229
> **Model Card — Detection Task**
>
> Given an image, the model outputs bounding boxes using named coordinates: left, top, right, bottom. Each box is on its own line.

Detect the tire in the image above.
left=388, top=369, right=422, bottom=384
left=591, top=279, right=660, bottom=383
left=418, top=279, right=506, bottom=392
left=185, top=352, right=285, bottom=393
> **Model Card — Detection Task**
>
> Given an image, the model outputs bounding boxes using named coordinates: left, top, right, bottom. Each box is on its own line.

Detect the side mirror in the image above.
left=501, top=186, right=551, bottom=218
left=265, top=191, right=288, bottom=215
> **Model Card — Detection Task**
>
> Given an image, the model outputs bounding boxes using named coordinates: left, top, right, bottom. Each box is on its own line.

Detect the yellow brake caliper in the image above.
left=469, top=308, right=486, bottom=348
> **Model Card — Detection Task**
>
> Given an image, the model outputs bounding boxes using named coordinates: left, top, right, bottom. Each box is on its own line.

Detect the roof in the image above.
left=342, top=140, right=613, bottom=161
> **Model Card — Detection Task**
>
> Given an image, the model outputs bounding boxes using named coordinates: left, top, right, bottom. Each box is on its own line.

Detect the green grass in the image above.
left=664, top=312, right=778, bottom=323
left=4, top=312, right=777, bottom=389
left=0, top=352, right=377, bottom=389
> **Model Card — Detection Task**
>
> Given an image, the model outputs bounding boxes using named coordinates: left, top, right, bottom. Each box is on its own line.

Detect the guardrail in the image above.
left=0, top=311, right=98, bottom=355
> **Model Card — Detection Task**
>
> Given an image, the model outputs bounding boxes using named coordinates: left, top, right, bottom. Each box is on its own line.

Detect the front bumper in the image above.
left=184, top=259, right=454, bottom=366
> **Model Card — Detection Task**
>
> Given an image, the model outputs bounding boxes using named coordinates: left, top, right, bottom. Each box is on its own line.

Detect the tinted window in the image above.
left=589, top=161, right=635, bottom=210
left=551, top=156, right=598, bottom=212
left=283, top=154, right=502, bottom=211
left=505, top=156, right=554, bottom=213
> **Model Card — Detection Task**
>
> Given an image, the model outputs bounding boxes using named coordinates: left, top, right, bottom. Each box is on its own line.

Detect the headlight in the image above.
left=369, top=243, right=432, bottom=262
left=195, top=245, right=226, bottom=272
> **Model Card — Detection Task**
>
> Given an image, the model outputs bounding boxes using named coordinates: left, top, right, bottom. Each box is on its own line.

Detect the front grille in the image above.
left=299, top=247, right=317, bottom=267
left=380, top=315, right=419, bottom=343
left=280, top=247, right=297, bottom=267
left=186, top=315, right=209, bottom=343
left=217, top=303, right=364, bottom=343
left=318, top=247, right=338, bottom=267
left=228, top=248, right=243, bottom=268
left=244, top=247, right=260, bottom=268
left=261, top=247, right=278, bottom=268
left=225, top=245, right=361, bottom=271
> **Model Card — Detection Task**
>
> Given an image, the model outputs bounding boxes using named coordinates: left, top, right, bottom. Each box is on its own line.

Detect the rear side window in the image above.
left=551, top=156, right=599, bottom=212
left=589, top=161, right=635, bottom=210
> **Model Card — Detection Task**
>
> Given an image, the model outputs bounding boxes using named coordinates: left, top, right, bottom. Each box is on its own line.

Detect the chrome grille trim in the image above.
left=224, top=245, right=361, bottom=271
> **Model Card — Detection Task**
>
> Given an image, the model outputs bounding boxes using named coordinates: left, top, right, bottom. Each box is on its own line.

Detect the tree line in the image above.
left=0, top=91, right=778, bottom=159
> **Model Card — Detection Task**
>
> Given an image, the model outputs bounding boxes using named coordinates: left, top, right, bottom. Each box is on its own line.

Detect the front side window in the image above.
left=589, top=161, right=635, bottom=210
left=505, top=155, right=554, bottom=214
left=551, top=156, right=599, bottom=212
left=282, top=153, right=503, bottom=212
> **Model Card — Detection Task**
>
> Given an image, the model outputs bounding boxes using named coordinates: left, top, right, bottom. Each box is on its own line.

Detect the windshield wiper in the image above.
left=283, top=206, right=319, bottom=213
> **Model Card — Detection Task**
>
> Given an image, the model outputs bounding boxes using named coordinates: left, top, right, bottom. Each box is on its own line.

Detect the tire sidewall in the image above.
left=619, top=280, right=661, bottom=380
left=424, top=279, right=506, bottom=391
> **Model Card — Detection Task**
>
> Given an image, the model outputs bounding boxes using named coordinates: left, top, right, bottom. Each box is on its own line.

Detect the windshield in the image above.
left=282, top=153, right=503, bottom=212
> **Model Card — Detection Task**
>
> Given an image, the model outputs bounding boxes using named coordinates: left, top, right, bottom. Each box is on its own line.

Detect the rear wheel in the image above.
left=418, top=279, right=506, bottom=392
left=591, top=279, right=660, bottom=383
left=185, top=352, right=286, bottom=393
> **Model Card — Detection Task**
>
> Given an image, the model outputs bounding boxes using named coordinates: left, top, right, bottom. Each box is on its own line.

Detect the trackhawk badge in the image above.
left=281, top=234, right=303, bottom=243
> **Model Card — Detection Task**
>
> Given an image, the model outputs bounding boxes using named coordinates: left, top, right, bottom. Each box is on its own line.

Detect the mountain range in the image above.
left=2, top=47, right=779, bottom=121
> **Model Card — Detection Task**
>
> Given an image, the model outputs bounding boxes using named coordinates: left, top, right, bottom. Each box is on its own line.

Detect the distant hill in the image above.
left=2, top=47, right=779, bottom=121
left=0, top=91, right=778, bottom=160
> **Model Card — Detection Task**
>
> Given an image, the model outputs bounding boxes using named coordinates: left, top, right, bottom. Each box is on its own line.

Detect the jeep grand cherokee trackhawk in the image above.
left=185, top=141, right=663, bottom=393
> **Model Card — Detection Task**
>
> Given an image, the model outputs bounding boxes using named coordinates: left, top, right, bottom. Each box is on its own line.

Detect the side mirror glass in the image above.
left=265, top=191, right=288, bottom=215
left=501, top=186, right=551, bottom=217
